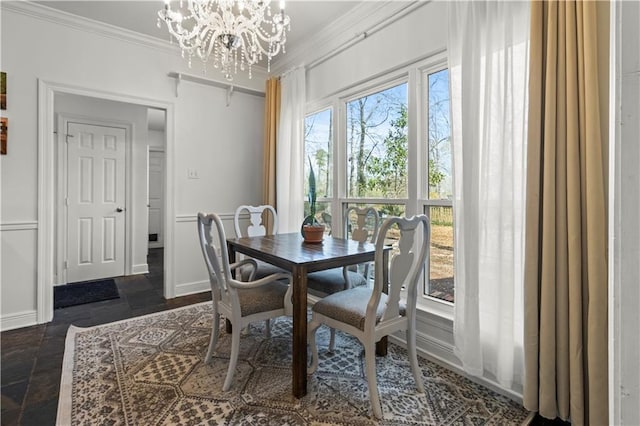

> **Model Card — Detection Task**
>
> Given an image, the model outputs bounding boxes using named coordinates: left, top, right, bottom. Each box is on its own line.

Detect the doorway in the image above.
left=38, top=80, right=176, bottom=324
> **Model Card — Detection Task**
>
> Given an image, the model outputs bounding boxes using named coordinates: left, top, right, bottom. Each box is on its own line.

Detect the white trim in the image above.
left=3, top=2, right=176, bottom=55
left=608, top=1, right=621, bottom=423
left=389, top=332, right=525, bottom=404
left=307, top=2, right=431, bottom=71
left=38, top=79, right=176, bottom=323
left=271, top=2, right=426, bottom=76
left=1, top=2, right=269, bottom=81
left=174, top=280, right=210, bottom=297
left=175, top=213, right=237, bottom=223
left=1, top=310, right=38, bottom=332
left=0, top=222, right=38, bottom=231
left=131, top=264, right=149, bottom=275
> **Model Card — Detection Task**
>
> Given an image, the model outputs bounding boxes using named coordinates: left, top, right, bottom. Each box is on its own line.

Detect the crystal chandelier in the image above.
left=158, top=0, right=290, bottom=81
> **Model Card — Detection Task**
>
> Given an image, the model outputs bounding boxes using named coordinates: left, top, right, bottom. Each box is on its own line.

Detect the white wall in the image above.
left=54, top=94, right=151, bottom=279
left=307, top=1, right=447, bottom=101
left=611, top=1, right=640, bottom=424
left=0, top=3, right=266, bottom=330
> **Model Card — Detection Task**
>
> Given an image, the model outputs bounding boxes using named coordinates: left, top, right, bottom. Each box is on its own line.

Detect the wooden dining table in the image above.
left=226, top=232, right=389, bottom=398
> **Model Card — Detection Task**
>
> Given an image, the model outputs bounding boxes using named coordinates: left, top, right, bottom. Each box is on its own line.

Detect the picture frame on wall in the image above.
left=1, top=71, right=6, bottom=110
left=1, top=117, right=7, bottom=155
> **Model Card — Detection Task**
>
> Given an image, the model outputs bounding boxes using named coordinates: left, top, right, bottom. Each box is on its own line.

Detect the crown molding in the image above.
left=2, top=1, right=175, bottom=52
left=269, top=1, right=419, bottom=76
left=1, top=1, right=271, bottom=77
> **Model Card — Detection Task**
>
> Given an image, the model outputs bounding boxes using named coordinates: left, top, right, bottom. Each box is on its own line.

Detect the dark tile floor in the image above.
left=1, top=248, right=569, bottom=425
left=1, top=248, right=211, bottom=425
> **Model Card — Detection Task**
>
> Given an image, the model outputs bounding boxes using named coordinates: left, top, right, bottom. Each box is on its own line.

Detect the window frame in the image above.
left=303, top=53, right=454, bottom=319
left=416, top=59, right=454, bottom=316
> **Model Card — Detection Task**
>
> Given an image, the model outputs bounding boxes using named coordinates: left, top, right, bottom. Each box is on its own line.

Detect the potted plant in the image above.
left=301, top=158, right=325, bottom=243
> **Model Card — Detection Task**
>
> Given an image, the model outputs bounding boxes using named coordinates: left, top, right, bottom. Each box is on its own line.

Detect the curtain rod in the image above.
left=306, top=1, right=431, bottom=71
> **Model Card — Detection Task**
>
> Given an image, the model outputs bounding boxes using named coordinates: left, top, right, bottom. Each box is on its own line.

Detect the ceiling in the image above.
left=35, top=1, right=362, bottom=70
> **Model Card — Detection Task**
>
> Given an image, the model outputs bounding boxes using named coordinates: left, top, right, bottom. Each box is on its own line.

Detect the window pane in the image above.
left=425, top=205, right=454, bottom=303
left=427, top=69, right=452, bottom=200
left=346, top=83, right=408, bottom=198
left=304, top=109, right=333, bottom=198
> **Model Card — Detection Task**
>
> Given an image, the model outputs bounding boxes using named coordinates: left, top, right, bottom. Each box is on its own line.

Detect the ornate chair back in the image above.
left=234, top=205, right=278, bottom=238
left=369, top=215, right=430, bottom=330
left=344, top=206, right=379, bottom=243
left=197, top=212, right=236, bottom=309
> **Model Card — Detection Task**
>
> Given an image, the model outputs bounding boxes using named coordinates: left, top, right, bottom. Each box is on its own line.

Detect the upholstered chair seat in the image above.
left=307, top=268, right=367, bottom=297
left=312, top=287, right=406, bottom=331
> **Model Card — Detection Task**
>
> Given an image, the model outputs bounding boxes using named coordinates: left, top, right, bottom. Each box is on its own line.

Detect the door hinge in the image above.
left=65, top=198, right=69, bottom=206
left=64, top=260, right=68, bottom=269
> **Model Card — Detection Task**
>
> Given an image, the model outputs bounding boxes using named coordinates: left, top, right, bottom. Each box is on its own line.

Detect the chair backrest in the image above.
left=344, top=206, right=379, bottom=244
left=234, top=205, right=278, bottom=238
left=367, top=215, right=430, bottom=329
left=197, top=212, right=234, bottom=306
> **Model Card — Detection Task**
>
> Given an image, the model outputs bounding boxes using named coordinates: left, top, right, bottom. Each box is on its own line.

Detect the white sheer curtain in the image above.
left=276, top=67, right=305, bottom=233
left=448, top=1, right=529, bottom=390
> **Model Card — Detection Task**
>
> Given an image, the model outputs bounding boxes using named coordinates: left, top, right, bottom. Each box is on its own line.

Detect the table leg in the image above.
left=291, top=265, right=308, bottom=398
left=376, top=249, right=391, bottom=356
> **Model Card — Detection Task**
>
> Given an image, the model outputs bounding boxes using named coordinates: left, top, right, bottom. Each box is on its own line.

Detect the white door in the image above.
left=148, top=150, right=164, bottom=248
left=66, top=122, right=126, bottom=282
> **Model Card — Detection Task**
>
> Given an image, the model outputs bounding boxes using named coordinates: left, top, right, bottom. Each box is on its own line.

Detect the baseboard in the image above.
left=1, top=310, right=38, bottom=331
left=131, top=263, right=149, bottom=275
left=389, top=331, right=524, bottom=404
left=174, top=280, right=209, bottom=297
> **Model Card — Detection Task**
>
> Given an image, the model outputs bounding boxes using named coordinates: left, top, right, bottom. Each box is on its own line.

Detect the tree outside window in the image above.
left=346, top=82, right=408, bottom=217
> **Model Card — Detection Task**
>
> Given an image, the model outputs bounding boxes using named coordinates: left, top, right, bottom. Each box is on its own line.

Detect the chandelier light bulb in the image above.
left=158, top=0, right=290, bottom=81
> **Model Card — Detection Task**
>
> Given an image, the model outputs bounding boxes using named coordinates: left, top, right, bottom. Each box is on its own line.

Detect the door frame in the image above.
left=55, top=114, right=133, bottom=285
left=38, top=79, right=176, bottom=324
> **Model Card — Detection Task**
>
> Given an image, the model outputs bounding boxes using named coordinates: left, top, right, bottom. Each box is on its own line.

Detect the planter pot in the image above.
left=302, top=224, right=325, bottom=243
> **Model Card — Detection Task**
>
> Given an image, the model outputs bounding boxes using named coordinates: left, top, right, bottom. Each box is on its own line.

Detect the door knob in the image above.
left=116, top=207, right=124, bottom=213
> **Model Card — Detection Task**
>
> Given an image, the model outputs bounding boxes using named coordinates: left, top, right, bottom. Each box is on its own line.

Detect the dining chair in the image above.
left=307, top=215, right=430, bottom=419
left=307, top=206, right=379, bottom=350
left=197, top=212, right=292, bottom=391
left=234, top=204, right=287, bottom=280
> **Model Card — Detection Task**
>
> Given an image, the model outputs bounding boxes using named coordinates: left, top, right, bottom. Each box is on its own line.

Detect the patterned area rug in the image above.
left=58, top=302, right=530, bottom=425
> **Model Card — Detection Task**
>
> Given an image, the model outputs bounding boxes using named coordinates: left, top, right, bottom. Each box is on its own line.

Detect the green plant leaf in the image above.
left=308, top=156, right=316, bottom=213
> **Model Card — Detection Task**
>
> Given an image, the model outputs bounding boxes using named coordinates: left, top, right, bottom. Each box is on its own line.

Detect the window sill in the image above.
left=416, top=296, right=454, bottom=322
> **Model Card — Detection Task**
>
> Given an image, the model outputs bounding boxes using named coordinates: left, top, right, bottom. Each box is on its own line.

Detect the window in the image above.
left=303, top=56, right=455, bottom=314
left=304, top=108, right=333, bottom=233
left=423, top=68, right=454, bottom=303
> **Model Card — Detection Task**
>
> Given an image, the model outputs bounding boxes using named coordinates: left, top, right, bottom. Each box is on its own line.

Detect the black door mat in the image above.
left=54, top=279, right=120, bottom=309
